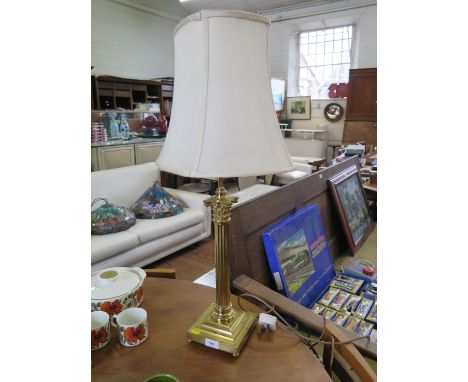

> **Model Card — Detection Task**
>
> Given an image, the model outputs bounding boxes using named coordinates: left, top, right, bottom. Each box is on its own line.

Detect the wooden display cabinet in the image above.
left=346, top=68, right=377, bottom=122
left=134, top=142, right=164, bottom=165
left=92, top=141, right=165, bottom=171
left=342, top=68, right=377, bottom=145
left=92, top=76, right=174, bottom=115
left=95, top=145, right=136, bottom=170
left=342, top=121, right=376, bottom=146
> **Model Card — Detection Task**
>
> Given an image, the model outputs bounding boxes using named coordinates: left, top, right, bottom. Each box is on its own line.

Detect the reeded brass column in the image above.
left=209, top=179, right=236, bottom=323
left=187, top=178, right=258, bottom=356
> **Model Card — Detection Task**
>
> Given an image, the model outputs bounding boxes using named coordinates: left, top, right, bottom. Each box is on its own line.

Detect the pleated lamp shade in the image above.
left=156, top=10, right=294, bottom=178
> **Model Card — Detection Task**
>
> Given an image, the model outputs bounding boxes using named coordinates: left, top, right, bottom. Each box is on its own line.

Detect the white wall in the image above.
left=267, top=3, right=377, bottom=80
left=91, top=0, right=186, bottom=79
left=266, top=2, right=377, bottom=149
left=91, top=0, right=375, bottom=155
left=355, top=5, right=377, bottom=68
left=291, top=98, right=346, bottom=143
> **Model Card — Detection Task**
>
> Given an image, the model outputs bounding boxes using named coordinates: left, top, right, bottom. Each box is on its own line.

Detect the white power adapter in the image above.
left=258, top=313, right=277, bottom=332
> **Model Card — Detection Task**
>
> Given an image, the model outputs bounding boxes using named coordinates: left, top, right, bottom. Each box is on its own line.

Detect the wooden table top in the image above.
left=92, top=278, right=331, bottom=382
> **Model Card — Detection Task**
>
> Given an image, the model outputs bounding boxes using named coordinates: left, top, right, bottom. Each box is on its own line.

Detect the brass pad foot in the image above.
left=187, top=303, right=258, bottom=356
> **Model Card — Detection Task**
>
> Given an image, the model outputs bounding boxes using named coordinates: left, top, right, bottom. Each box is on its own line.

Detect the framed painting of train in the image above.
left=328, top=165, right=374, bottom=256
left=262, top=204, right=336, bottom=308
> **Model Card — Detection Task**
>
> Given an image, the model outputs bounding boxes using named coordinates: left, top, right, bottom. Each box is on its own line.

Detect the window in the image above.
left=297, top=25, right=353, bottom=98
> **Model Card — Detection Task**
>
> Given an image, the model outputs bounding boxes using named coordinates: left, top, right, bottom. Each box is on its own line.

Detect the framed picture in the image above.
left=262, top=204, right=336, bottom=308
left=328, top=166, right=374, bottom=255
left=271, top=78, right=286, bottom=111
left=286, top=96, right=311, bottom=120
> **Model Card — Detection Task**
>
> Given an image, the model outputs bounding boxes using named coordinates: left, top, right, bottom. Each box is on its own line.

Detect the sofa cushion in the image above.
left=128, top=208, right=205, bottom=244
left=92, top=231, right=140, bottom=263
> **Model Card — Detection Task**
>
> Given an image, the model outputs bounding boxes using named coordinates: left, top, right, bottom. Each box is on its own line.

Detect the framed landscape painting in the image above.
left=328, top=166, right=374, bottom=255
left=262, top=204, right=335, bottom=308
left=286, top=96, right=311, bottom=120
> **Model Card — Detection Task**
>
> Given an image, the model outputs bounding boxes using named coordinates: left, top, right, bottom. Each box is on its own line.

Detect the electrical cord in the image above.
left=237, top=292, right=371, bottom=372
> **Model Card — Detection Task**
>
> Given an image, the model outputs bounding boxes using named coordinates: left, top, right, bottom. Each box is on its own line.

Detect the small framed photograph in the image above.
left=286, top=96, right=311, bottom=120
left=328, top=165, right=374, bottom=255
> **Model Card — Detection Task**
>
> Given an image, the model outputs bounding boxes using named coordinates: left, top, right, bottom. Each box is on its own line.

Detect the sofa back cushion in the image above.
left=92, top=163, right=161, bottom=209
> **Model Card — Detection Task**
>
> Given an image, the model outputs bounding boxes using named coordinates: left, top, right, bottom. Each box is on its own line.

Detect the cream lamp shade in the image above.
left=156, top=10, right=294, bottom=178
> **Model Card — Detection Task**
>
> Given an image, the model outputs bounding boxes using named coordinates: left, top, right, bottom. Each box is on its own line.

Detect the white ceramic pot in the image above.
left=91, top=267, right=146, bottom=316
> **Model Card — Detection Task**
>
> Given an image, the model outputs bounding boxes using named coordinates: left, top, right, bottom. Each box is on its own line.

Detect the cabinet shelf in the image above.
left=91, top=109, right=160, bottom=114
left=92, top=75, right=174, bottom=116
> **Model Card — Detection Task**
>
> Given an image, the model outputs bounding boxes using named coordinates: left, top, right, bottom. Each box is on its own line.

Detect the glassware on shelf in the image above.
left=119, top=112, right=130, bottom=140
left=91, top=122, right=107, bottom=143
left=108, top=112, right=119, bottom=139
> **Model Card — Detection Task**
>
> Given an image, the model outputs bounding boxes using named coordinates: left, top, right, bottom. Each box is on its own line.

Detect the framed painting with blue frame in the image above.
left=262, top=204, right=336, bottom=308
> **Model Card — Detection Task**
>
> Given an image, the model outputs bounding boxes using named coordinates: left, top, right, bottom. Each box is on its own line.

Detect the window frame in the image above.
left=296, top=24, right=355, bottom=99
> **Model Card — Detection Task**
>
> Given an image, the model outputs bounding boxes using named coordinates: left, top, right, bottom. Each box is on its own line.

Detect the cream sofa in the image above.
left=91, top=163, right=211, bottom=272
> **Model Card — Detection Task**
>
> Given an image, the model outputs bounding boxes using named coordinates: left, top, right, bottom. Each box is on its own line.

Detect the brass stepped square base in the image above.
left=187, top=303, right=258, bottom=357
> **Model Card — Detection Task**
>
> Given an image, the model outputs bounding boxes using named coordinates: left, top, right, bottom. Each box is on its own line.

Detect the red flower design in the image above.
left=124, top=324, right=146, bottom=343
left=91, top=327, right=108, bottom=347
left=100, top=299, right=123, bottom=315
left=136, top=286, right=144, bottom=303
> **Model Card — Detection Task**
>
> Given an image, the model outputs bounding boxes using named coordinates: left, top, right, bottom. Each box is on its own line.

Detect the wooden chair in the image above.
left=234, top=275, right=377, bottom=382
left=144, top=268, right=176, bottom=279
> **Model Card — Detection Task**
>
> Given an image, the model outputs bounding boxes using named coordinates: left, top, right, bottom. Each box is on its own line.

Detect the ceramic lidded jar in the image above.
left=91, top=267, right=146, bottom=315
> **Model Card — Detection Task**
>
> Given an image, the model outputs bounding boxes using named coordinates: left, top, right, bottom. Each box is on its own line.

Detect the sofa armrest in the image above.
left=293, top=162, right=313, bottom=175
left=164, top=188, right=210, bottom=211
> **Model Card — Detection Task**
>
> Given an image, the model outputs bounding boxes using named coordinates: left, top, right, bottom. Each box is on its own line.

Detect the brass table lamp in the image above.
left=156, top=10, right=294, bottom=357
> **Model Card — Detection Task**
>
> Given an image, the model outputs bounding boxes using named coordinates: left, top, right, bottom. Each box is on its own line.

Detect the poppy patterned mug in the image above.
left=111, top=307, right=148, bottom=347
left=91, top=311, right=110, bottom=351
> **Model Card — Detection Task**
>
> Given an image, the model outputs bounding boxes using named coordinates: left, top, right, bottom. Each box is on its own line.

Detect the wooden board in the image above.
left=228, top=157, right=360, bottom=290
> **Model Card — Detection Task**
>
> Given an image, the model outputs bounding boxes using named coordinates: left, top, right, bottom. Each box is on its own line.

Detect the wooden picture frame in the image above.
left=328, top=165, right=374, bottom=255
left=286, top=96, right=311, bottom=120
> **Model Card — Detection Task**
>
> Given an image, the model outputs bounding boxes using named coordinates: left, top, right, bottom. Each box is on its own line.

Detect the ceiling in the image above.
left=177, top=0, right=338, bottom=14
